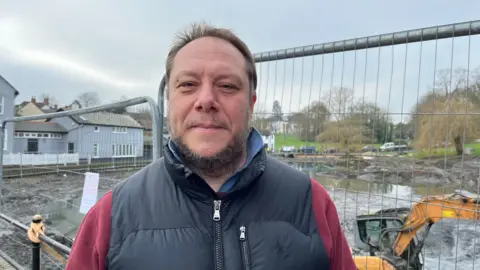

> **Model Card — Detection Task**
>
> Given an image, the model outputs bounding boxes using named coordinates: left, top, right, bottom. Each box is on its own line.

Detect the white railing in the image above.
left=2, top=153, right=80, bottom=166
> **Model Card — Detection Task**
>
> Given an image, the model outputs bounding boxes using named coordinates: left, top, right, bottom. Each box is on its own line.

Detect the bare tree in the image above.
left=77, top=91, right=101, bottom=108
left=433, top=68, right=469, bottom=97
left=286, top=101, right=330, bottom=141
left=322, top=87, right=356, bottom=121
left=353, top=102, right=391, bottom=144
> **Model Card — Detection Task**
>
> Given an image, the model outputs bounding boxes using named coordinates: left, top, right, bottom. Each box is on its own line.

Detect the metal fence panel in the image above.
left=0, top=97, right=161, bottom=269
left=155, top=19, right=480, bottom=270
left=250, top=20, right=480, bottom=270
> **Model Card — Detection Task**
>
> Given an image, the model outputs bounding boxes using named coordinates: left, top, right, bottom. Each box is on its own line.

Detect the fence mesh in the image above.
left=0, top=97, right=161, bottom=269
left=250, top=20, right=480, bottom=269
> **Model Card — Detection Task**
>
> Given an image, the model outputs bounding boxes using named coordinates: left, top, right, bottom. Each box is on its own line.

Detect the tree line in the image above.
left=253, top=66, right=480, bottom=155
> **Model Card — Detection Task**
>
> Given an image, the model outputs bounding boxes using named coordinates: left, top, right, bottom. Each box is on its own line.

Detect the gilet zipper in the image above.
left=213, top=200, right=223, bottom=270
left=239, top=225, right=252, bottom=270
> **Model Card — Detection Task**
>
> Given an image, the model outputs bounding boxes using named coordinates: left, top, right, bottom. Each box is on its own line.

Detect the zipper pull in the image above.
left=213, top=200, right=221, bottom=221
left=239, top=226, right=246, bottom=241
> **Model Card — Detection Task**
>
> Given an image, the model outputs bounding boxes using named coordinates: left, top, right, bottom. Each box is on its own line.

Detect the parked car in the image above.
left=323, top=148, right=338, bottom=154
left=361, top=145, right=378, bottom=152
left=379, top=142, right=408, bottom=152
left=298, top=146, right=317, bottom=155
left=280, top=145, right=296, bottom=153
left=280, top=145, right=296, bottom=158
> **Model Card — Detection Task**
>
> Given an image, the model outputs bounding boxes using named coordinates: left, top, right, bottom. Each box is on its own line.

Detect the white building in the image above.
left=261, top=133, right=275, bottom=152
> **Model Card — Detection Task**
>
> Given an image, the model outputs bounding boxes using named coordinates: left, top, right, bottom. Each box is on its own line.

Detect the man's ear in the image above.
left=249, top=92, right=257, bottom=115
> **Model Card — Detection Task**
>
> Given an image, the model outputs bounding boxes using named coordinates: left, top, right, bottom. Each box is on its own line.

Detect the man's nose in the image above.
left=194, top=84, right=218, bottom=112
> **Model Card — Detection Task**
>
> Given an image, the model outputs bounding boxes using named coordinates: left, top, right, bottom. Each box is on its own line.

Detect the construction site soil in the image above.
left=0, top=156, right=480, bottom=269
left=0, top=168, right=135, bottom=269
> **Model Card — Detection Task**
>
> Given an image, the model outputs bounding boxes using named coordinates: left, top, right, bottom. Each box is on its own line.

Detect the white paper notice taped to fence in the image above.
left=79, top=172, right=100, bottom=215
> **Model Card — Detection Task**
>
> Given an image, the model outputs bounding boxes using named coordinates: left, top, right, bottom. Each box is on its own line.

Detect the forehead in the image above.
left=171, top=37, right=248, bottom=78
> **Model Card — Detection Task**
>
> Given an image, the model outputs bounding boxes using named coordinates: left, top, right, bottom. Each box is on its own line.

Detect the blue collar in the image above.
left=167, top=128, right=265, bottom=192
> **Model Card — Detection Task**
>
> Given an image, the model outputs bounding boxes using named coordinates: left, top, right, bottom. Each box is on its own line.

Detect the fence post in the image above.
left=157, top=76, right=165, bottom=158
left=56, top=153, right=60, bottom=175
left=20, top=153, right=23, bottom=178
left=27, top=214, right=44, bottom=270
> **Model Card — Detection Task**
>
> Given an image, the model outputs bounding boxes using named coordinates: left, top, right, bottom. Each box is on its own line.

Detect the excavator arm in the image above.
left=392, top=192, right=480, bottom=257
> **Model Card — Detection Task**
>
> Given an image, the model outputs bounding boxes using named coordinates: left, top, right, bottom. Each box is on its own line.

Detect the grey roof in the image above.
left=126, top=112, right=152, bottom=129
left=70, top=111, right=143, bottom=129
left=0, top=74, right=20, bottom=96
left=14, top=122, right=67, bottom=133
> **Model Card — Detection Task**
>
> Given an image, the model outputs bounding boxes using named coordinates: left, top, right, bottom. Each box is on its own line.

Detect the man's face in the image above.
left=167, top=37, right=256, bottom=158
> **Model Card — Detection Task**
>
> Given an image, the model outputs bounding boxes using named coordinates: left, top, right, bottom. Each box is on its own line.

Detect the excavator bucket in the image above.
left=353, top=256, right=396, bottom=270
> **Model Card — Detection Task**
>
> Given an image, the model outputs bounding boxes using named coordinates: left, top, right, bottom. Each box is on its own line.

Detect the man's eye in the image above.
left=220, top=84, right=236, bottom=90
left=179, top=82, right=195, bottom=88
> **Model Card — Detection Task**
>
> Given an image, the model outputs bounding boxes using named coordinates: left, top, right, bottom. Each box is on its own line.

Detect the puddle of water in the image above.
left=45, top=188, right=110, bottom=238
left=289, top=161, right=462, bottom=197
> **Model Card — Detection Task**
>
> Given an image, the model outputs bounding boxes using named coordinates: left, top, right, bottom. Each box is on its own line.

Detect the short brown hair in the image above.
left=165, top=22, right=257, bottom=96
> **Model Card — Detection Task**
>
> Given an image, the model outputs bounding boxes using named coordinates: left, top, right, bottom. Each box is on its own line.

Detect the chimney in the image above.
left=43, top=97, right=49, bottom=105
left=31, top=96, right=36, bottom=103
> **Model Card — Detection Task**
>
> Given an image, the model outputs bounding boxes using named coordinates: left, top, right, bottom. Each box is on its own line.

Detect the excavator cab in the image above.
left=353, top=208, right=424, bottom=270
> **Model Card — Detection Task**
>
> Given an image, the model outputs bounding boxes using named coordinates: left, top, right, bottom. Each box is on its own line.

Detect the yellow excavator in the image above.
left=351, top=191, right=480, bottom=270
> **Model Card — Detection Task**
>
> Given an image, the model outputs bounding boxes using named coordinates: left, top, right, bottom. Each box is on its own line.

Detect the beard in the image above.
left=169, top=111, right=252, bottom=179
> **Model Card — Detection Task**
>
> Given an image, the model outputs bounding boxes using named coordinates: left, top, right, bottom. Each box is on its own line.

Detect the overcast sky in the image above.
left=1, top=0, right=479, bottom=122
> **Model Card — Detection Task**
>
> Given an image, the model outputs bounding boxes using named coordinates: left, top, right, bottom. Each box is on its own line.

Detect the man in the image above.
left=65, top=23, right=356, bottom=270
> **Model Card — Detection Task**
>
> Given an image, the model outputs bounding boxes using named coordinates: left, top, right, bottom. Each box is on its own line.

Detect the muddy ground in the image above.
left=1, top=156, right=480, bottom=269
left=295, top=154, right=480, bottom=192
left=0, top=168, right=136, bottom=269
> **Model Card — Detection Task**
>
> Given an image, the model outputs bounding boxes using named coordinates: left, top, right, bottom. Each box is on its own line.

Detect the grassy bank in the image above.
left=412, top=143, right=480, bottom=159
left=274, top=133, right=480, bottom=158
left=274, top=134, right=381, bottom=152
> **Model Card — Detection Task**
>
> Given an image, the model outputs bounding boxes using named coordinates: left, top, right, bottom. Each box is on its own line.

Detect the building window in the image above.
left=93, top=143, right=99, bottom=158
left=0, top=96, right=4, bottom=115
left=113, top=127, right=127, bottom=133
left=112, top=144, right=136, bottom=157
left=94, top=126, right=100, bottom=132
left=14, top=133, right=63, bottom=139
left=68, top=142, right=74, bottom=153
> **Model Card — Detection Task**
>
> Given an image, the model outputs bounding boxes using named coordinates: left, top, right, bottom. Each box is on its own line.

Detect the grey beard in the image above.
left=171, top=125, right=252, bottom=179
